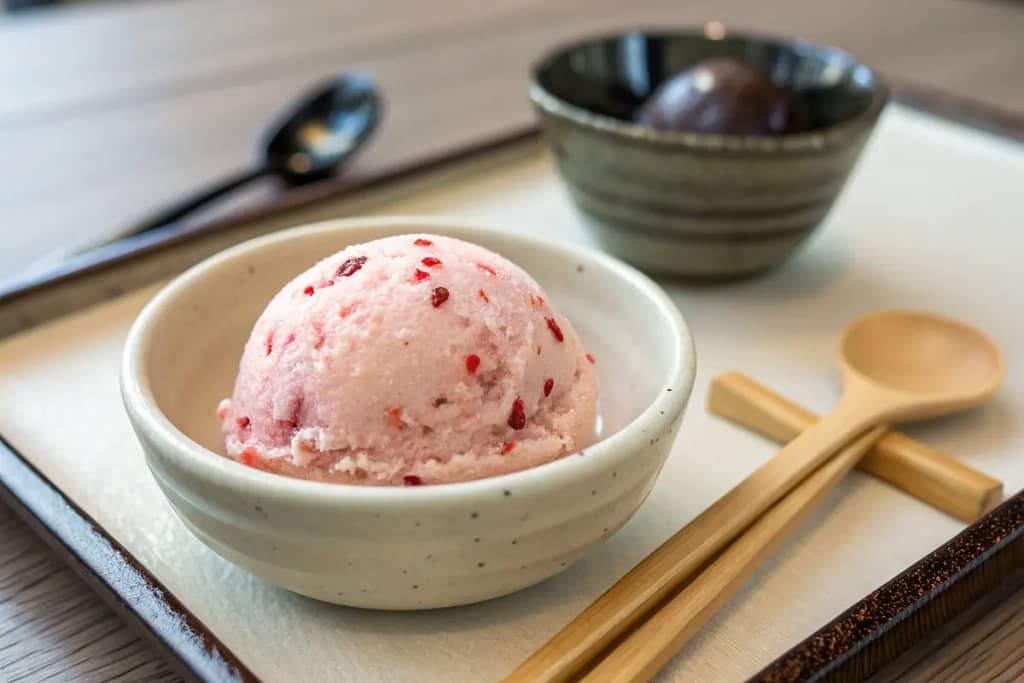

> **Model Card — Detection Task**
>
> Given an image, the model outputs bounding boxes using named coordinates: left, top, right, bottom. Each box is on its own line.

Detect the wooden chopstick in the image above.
left=504, top=425, right=883, bottom=682
left=708, top=372, right=1003, bottom=521
left=580, top=425, right=886, bottom=682
left=508, top=371, right=1003, bottom=681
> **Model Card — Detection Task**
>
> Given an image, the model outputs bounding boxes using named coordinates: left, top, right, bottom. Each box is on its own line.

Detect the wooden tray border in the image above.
left=0, top=436, right=255, bottom=683
left=0, top=83, right=1021, bottom=683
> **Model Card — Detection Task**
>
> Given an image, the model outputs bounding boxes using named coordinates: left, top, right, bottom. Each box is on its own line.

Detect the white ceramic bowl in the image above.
left=121, top=216, right=696, bottom=609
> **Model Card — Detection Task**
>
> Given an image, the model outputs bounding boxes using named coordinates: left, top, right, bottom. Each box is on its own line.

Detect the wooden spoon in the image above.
left=505, top=310, right=1003, bottom=683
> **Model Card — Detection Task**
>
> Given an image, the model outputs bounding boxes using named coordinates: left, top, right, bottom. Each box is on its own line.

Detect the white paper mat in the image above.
left=1, top=104, right=1022, bottom=682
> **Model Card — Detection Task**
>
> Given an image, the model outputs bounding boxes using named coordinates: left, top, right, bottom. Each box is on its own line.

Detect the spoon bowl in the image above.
left=839, top=310, right=1004, bottom=420
left=265, top=72, right=380, bottom=185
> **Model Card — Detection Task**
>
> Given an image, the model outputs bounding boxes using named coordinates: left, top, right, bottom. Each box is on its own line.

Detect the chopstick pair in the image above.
left=503, top=373, right=1003, bottom=683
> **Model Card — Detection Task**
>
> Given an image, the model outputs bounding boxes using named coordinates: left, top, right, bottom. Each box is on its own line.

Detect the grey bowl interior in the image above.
left=533, top=29, right=885, bottom=136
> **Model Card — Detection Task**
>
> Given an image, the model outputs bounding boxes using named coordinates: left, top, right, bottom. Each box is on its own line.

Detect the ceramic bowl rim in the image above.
left=528, top=27, right=889, bottom=153
left=121, top=216, right=697, bottom=509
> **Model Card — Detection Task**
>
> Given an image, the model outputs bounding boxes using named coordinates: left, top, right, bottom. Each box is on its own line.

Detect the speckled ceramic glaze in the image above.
left=530, top=29, right=888, bottom=278
left=121, top=216, right=695, bottom=610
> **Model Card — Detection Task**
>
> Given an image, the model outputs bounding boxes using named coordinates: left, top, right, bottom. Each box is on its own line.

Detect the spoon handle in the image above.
left=123, top=166, right=270, bottom=238
left=504, top=396, right=879, bottom=683
left=581, top=424, right=887, bottom=683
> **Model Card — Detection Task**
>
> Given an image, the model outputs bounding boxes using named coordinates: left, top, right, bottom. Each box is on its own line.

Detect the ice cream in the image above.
left=217, top=234, right=599, bottom=486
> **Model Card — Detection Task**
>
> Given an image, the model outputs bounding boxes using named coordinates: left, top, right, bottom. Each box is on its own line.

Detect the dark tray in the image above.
left=1, top=84, right=1022, bottom=683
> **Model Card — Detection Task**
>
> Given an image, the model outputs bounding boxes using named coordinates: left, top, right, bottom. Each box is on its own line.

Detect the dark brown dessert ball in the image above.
left=633, top=57, right=807, bottom=135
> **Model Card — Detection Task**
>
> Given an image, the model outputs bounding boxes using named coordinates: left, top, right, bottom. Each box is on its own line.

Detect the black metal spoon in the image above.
left=125, top=72, right=381, bottom=237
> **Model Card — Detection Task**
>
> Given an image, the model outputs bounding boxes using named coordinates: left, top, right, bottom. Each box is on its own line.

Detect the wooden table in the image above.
left=0, top=1, right=1021, bottom=680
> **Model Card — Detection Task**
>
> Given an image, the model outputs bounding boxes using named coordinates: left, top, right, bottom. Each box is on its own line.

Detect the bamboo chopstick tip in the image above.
left=979, top=484, right=1005, bottom=517
left=706, top=372, right=745, bottom=409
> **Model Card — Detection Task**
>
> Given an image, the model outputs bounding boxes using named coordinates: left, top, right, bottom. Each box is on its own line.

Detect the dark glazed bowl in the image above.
left=529, top=28, right=888, bottom=278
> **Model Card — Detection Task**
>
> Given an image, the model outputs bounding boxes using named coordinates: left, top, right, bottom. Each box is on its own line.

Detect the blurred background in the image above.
left=1, top=0, right=1021, bottom=278
left=0, top=1, right=1021, bottom=681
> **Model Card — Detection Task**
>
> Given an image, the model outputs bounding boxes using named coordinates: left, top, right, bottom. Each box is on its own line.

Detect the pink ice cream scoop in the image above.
left=217, top=234, right=599, bottom=486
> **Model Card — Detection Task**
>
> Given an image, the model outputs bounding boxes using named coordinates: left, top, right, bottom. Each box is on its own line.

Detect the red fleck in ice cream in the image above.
left=217, top=234, right=599, bottom=485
